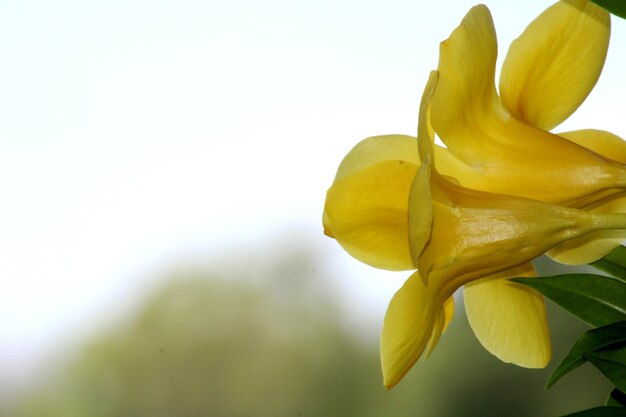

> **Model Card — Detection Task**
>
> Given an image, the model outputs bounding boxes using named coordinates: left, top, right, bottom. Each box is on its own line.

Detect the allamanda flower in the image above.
left=431, top=1, right=626, bottom=264
left=323, top=71, right=626, bottom=389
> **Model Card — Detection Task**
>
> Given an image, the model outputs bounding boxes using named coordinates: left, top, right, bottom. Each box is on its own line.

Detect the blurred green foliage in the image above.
left=1, top=249, right=614, bottom=416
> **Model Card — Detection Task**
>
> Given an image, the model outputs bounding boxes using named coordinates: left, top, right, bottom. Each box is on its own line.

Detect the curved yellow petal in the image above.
left=408, top=157, right=433, bottom=272
left=333, top=134, right=419, bottom=182
left=323, top=160, right=417, bottom=271
left=324, top=134, right=419, bottom=240
left=431, top=4, right=499, bottom=167
left=463, top=263, right=551, bottom=368
left=408, top=71, right=439, bottom=268
left=425, top=295, right=454, bottom=358
left=417, top=71, right=439, bottom=165
left=381, top=271, right=441, bottom=389
left=547, top=192, right=626, bottom=264
left=559, top=129, right=626, bottom=164
left=500, top=0, right=610, bottom=130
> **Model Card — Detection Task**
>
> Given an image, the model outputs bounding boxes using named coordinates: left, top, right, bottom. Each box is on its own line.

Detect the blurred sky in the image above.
left=1, top=0, right=625, bottom=389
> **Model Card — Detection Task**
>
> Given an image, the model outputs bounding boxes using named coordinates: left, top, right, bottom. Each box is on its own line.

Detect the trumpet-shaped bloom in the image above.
left=430, top=1, right=626, bottom=264
left=323, top=71, right=626, bottom=389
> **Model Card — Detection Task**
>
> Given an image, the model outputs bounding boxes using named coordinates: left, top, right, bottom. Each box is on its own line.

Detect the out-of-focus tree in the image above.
left=3, top=245, right=611, bottom=417
left=7, top=246, right=386, bottom=417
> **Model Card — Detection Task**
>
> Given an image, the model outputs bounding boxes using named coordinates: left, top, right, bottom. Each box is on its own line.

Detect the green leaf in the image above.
left=547, top=321, right=626, bottom=388
left=563, top=407, right=626, bottom=417
left=586, top=346, right=626, bottom=393
left=606, top=388, right=626, bottom=407
left=592, top=0, right=626, bottom=19
left=591, top=246, right=626, bottom=283
left=510, top=274, right=626, bottom=327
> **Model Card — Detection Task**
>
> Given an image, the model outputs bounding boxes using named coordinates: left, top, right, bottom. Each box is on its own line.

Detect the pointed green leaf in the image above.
left=592, top=0, right=626, bottom=19
left=606, top=388, right=626, bottom=407
left=547, top=321, right=626, bottom=388
left=591, top=246, right=626, bottom=283
left=564, top=407, right=626, bottom=417
left=586, top=346, right=626, bottom=393
left=510, top=274, right=626, bottom=327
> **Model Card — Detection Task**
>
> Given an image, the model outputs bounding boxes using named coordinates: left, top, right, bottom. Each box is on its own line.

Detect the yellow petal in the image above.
left=500, top=0, right=610, bottom=130
left=463, top=263, right=551, bottom=368
left=431, top=4, right=499, bottom=167
left=559, top=129, right=626, bottom=164
left=547, top=192, right=626, bottom=264
left=441, top=293, right=454, bottom=332
left=324, top=134, right=419, bottom=244
left=323, top=160, right=417, bottom=270
left=408, top=71, right=439, bottom=267
left=417, top=71, right=439, bottom=165
left=381, top=271, right=441, bottom=389
left=408, top=157, right=433, bottom=271
left=424, top=295, right=454, bottom=358
left=332, top=134, right=418, bottom=182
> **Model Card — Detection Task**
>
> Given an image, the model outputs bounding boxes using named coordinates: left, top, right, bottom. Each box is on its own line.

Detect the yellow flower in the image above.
left=323, top=71, right=626, bottom=389
left=430, top=2, right=626, bottom=265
